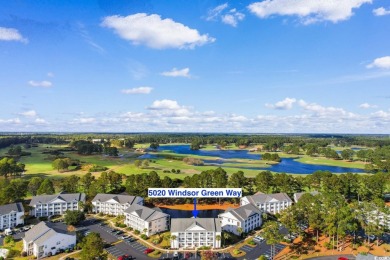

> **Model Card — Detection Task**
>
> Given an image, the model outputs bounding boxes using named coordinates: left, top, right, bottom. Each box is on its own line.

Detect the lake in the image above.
left=158, top=144, right=364, bottom=174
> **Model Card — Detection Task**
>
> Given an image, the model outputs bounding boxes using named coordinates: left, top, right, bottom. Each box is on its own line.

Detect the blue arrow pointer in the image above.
left=192, top=198, right=199, bottom=218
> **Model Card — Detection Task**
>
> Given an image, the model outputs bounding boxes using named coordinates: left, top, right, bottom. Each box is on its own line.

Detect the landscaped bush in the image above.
left=4, top=235, right=14, bottom=244
left=176, top=169, right=180, bottom=173
left=198, top=246, right=211, bottom=250
left=21, top=251, right=27, bottom=257
left=233, top=249, right=241, bottom=255
left=247, top=239, right=256, bottom=245
left=127, top=227, right=133, bottom=231
left=88, top=165, right=108, bottom=172
left=140, top=234, right=148, bottom=240
left=98, top=212, right=104, bottom=217
left=134, top=230, right=140, bottom=235
left=38, top=216, right=48, bottom=221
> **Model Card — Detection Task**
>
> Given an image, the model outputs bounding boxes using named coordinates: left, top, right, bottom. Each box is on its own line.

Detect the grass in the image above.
left=295, top=156, right=367, bottom=169
left=0, top=143, right=369, bottom=180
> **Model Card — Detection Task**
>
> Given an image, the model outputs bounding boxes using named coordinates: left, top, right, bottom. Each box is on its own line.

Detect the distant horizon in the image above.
left=0, top=131, right=389, bottom=136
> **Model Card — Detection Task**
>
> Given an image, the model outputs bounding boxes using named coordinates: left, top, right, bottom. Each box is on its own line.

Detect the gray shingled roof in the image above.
left=294, top=191, right=319, bottom=202
left=221, top=203, right=261, bottom=221
left=23, top=221, right=74, bottom=245
left=245, top=193, right=292, bottom=204
left=124, top=204, right=168, bottom=222
left=29, top=193, right=86, bottom=206
left=0, top=202, right=24, bottom=215
left=171, top=218, right=221, bottom=233
left=92, top=193, right=143, bottom=205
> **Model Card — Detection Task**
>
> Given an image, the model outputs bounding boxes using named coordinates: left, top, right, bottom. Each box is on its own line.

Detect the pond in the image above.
left=159, top=145, right=364, bottom=174
left=159, top=208, right=223, bottom=218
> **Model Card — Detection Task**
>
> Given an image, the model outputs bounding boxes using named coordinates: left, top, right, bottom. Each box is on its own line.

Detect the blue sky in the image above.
left=1, top=0, right=390, bottom=133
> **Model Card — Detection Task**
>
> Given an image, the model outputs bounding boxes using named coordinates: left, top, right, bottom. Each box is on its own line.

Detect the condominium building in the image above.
left=241, top=192, right=292, bottom=214
left=219, top=203, right=262, bottom=235
left=29, top=193, right=86, bottom=217
left=293, top=191, right=319, bottom=203
left=92, top=193, right=144, bottom=216
left=23, top=221, right=76, bottom=258
left=0, top=202, right=24, bottom=230
left=170, top=218, right=221, bottom=249
left=124, top=204, right=169, bottom=236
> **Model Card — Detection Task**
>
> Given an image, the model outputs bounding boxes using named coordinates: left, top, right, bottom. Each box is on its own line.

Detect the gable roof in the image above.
left=171, top=218, right=221, bottom=233
left=124, top=204, right=168, bottom=222
left=23, top=221, right=75, bottom=245
left=29, top=193, right=86, bottom=206
left=220, top=203, right=261, bottom=221
left=293, top=191, right=320, bottom=202
left=92, top=193, right=143, bottom=205
left=0, top=202, right=24, bottom=215
left=244, top=193, right=292, bottom=205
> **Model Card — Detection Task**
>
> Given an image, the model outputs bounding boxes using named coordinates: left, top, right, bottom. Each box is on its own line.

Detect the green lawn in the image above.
left=0, top=143, right=369, bottom=180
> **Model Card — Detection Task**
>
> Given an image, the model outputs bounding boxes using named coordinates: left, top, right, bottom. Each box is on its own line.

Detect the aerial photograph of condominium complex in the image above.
left=0, top=0, right=389, bottom=259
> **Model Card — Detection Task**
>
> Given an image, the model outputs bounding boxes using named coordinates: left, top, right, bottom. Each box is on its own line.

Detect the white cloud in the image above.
left=266, top=97, right=296, bottom=110
left=207, top=4, right=245, bottom=27
left=0, top=27, right=28, bottom=43
left=28, top=80, right=53, bottom=88
left=248, top=0, right=372, bottom=24
left=206, top=3, right=229, bottom=21
left=35, top=118, right=47, bottom=124
left=298, top=99, right=355, bottom=117
left=366, top=56, right=390, bottom=69
left=359, top=103, right=377, bottom=109
left=222, top=10, right=245, bottom=27
left=121, top=87, right=153, bottom=94
left=0, top=118, right=21, bottom=124
left=47, top=72, right=55, bottom=78
left=101, top=13, right=215, bottom=49
left=19, top=110, right=37, bottom=117
left=373, top=7, right=390, bottom=16
left=160, top=68, right=191, bottom=78
left=371, top=110, right=390, bottom=119
left=149, top=99, right=182, bottom=110
left=148, top=99, right=191, bottom=117
left=78, top=118, right=95, bottom=123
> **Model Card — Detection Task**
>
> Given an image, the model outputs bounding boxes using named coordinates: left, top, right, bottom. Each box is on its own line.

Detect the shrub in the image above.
left=127, top=227, right=133, bottom=231
left=140, top=234, right=148, bottom=240
left=176, top=169, right=180, bottom=173
left=98, top=212, right=104, bottom=216
left=233, top=249, right=241, bottom=255
left=21, top=251, right=27, bottom=257
left=4, top=235, right=14, bottom=244
left=39, top=216, right=48, bottom=221
left=247, top=239, right=256, bottom=245
left=134, top=230, right=140, bottom=235
left=171, top=169, right=176, bottom=173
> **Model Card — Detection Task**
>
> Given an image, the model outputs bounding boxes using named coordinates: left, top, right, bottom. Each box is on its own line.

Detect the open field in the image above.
left=296, top=156, right=367, bottom=169
left=0, top=143, right=370, bottom=179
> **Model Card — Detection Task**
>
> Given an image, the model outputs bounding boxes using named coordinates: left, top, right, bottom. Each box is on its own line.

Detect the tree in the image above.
left=262, top=221, right=283, bottom=259
left=61, top=175, right=80, bottom=193
left=64, top=210, right=85, bottom=226
left=255, top=171, right=274, bottom=193
left=52, top=158, right=70, bottom=172
left=142, top=160, right=149, bottom=168
left=341, top=149, right=355, bottom=161
left=28, top=177, right=43, bottom=196
left=228, top=171, right=247, bottom=189
left=5, top=179, right=28, bottom=202
left=134, top=160, right=142, bottom=168
left=80, top=232, right=105, bottom=260
left=237, top=227, right=243, bottom=237
left=37, top=179, right=55, bottom=195
left=190, top=139, right=202, bottom=150
left=149, top=142, right=159, bottom=150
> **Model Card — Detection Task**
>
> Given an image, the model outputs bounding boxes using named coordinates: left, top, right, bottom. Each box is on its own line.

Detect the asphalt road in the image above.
left=306, top=255, right=356, bottom=260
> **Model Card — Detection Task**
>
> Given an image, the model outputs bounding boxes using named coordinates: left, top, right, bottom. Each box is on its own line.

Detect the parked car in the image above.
left=117, top=255, right=133, bottom=260
left=120, top=235, right=130, bottom=240
left=144, top=248, right=154, bottom=254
